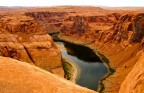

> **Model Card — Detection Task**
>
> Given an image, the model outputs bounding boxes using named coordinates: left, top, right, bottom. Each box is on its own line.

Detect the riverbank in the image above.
left=62, top=57, right=80, bottom=83
left=55, top=40, right=109, bottom=91
left=56, top=43, right=80, bottom=83
left=56, top=36, right=113, bottom=92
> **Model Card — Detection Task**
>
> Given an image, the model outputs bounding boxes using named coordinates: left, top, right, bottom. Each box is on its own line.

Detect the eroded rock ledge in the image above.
left=24, top=11, right=67, bottom=33
left=0, top=14, right=64, bottom=76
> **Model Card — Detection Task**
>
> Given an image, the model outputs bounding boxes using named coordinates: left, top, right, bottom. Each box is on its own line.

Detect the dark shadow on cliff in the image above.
left=63, top=42, right=101, bottom=62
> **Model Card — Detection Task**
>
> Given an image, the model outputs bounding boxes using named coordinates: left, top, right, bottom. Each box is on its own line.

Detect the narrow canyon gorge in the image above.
left=0, top=6, right=144, bottom=93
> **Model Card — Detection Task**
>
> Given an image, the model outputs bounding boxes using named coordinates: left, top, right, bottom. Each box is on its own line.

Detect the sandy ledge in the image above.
left=56, top=43, right=80, bottom=83
left=62, top=56, right=80, bottom=83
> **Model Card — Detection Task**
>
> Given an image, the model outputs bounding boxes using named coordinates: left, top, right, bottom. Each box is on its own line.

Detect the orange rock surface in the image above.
left=0, top=56, right=97, bottom=93
left=25, top=11, right=66, bottom=33
left=0, top=14, right=63, bottom=76
left=119, top=53, right=144, bottom=93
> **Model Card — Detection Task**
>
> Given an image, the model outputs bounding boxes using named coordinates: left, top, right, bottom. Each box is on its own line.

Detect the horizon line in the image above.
left=0, top=5, right=144, bottom=8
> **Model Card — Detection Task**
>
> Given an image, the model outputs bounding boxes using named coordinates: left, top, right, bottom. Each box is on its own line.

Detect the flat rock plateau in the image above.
left=0, top=6, right=144, bottom=93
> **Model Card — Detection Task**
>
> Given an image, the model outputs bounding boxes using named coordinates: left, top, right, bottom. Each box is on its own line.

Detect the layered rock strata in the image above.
left=25, top=12, right=67, bottom=33
left=0, top=14, right=63, bottom=76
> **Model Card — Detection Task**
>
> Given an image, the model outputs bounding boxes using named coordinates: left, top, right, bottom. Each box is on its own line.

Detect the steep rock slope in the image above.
left=0, top=56, right=97, bottom=93
left=58, top=13, right=144, bottom=92
left=119, top=53, right=144, bottom=93
left=0, top=14, right=63, bottom=76
left=59, top=13, right=120, bottom=45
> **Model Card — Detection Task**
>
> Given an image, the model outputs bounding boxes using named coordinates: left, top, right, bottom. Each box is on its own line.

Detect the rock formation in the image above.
left=0, top=56, right=96, bottom=93
left=112, top=13, right=144, bottom=44
left=0, top=14, right=63, bottom=76
left=119, top=53, right=144, bottom=93
left=60, top=16, right=95, bottom=44
left=25, top=11, right=67, bottom=33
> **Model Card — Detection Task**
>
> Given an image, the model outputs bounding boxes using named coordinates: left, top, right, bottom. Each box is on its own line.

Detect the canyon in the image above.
left=0, top=6, right=144, bottom=93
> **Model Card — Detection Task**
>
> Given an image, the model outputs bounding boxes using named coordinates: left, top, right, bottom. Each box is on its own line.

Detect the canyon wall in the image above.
left=25, top=11, right=67, bottom=33
left=0, top=14, right=63, bottom=76
left=23, top=6, right=114, bottom=34
left=119, top=53, right=144, bottom=93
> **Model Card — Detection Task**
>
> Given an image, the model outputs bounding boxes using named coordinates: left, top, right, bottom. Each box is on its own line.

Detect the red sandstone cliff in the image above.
left=0, top=14, right=63, bottom=76
left=25, top=11, right=67, bottom=33
left=59, top=13, right=120, bottom=44
left=119, top=53, right=144, bottom=93
left=23, top=6, right=117, bottom=34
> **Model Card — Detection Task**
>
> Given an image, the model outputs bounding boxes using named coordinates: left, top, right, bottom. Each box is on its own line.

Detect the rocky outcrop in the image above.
left=60, top=16, right=95, bottom=44
left=58, top=12, right=144, bottom=93
left=112, top=13, right=144, bottom=44
left=25, top=12, right=67, bottom=33
left=119, top=53, right=144, bottom=93
left=0, top=14, right=63, bottom=76
left=0, top=56, right=97, bottom=93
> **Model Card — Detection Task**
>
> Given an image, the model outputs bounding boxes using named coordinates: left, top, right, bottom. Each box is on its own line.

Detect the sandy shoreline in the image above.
left=63, top=57, right=80, bottom=83
left=56, top=43, right=80, bottom=83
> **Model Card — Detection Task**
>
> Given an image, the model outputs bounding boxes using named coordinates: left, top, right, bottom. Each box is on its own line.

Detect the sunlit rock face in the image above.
left=0, top=56, right=97, bottom=93
left=119, top=54, right=144, bottom=93
left=0, top=14, right=63, bottom=76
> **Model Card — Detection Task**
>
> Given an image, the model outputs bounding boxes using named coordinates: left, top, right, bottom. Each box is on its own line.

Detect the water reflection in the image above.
left=55, top=42, right=108, bottom=90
